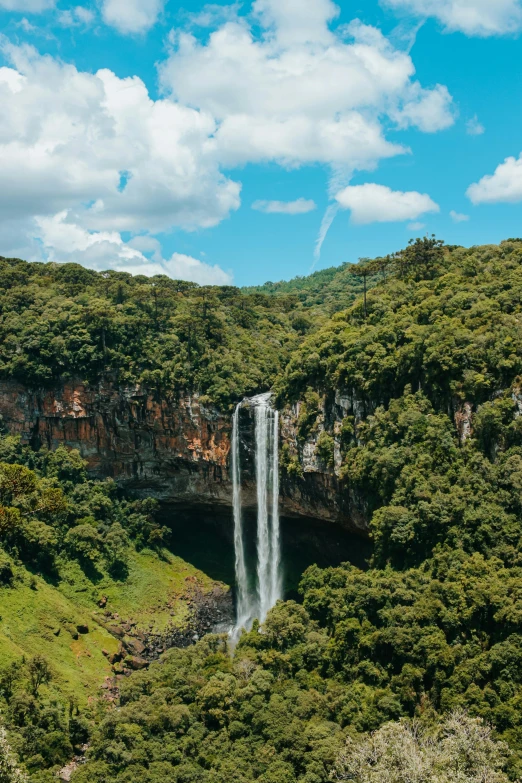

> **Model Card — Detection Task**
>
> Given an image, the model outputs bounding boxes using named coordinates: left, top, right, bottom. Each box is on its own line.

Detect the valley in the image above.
left=1, top=238, right=522, bottom=781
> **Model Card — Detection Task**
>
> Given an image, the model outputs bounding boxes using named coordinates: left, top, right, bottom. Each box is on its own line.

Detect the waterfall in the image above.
left=255, top=402, right=271, bottom=622
left=232, top=403, right=251, bottom=630
left=269, top=409, right=281, bottom=610
left=231, top=394, right=282, bottom=635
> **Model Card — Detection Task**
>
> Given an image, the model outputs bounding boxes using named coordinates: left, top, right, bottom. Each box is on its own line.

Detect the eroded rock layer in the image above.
left=0, top=380, right=368, bottom=534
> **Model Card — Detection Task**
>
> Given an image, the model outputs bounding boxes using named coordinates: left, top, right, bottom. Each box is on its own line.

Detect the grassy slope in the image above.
left=0, top=549, right=225, bottom=704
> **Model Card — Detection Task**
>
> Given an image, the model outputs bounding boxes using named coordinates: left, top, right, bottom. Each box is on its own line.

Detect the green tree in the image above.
left=65, top=523, right=103, bottom=565
left=316, top=431, right=335, bottom=468
left=395, top=235, right=445, bottom=281
left=27, top=656, right=52, bottom=699
left=0, top=662, right=22, bottom=703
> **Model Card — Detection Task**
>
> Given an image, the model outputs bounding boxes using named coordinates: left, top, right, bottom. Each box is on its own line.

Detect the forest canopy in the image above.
left=2, top=238, right=522, bottom=781
left=0, top=256, right=364, bottom=409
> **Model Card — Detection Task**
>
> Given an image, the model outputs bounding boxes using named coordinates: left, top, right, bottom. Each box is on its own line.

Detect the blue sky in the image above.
left=1, top=0, right=522, bottom=287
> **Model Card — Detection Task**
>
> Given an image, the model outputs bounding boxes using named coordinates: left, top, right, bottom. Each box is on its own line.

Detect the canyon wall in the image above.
left=0, top=380, right=368, bottom=534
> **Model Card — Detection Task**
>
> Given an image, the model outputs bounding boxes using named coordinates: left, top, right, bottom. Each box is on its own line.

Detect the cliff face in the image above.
left=0, top=379, right=233, bottom=504
left=0, top=380, right=368, bottom=534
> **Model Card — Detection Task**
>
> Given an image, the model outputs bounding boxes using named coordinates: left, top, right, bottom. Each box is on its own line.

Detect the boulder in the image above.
left=124, top=636, right=146, bottom=656
left=125, top=656, right=149, bottom=671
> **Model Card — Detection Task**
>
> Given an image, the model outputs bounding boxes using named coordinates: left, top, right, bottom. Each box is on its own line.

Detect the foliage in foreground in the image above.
left=69, top=594, right=521, bottom=783
left=0, top=437, right=168, bottom=778
left=332, top=711, right=509, bottom=783
left=0, top=726, right=27, bottom=783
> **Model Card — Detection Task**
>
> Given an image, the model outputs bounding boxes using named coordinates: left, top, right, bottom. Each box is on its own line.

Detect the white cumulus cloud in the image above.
left=335, top=183, right=439, bottom=224
left=391, top=83, right=454, bottom=132
left=450, top=209, right=469, bottom=222
left=467, top=154, right=522, bottom=204
left=160, top=0, right=453, bottom=259
left=101, top=0, right=164, bottom=34
left=0, top=40, right=241, bottom=242
left=381, top=0, right=522, bottom=36
left=36, top=212, right=232, bottom=285
left=160, top=7, right=454, bottom=171
left=252, top=199, right=317, bottom=214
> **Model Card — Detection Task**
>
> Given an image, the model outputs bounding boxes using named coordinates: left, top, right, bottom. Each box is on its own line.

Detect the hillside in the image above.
left=0, top=257, right=302, bottom=409
left=279, top=238, right=522, bottom=408
left=1, top=238, right=522, bottom=782
left=243, top=260, right=373, bottom=314
left=0, top=437, right=229, bottom=780
left=0, top=253, right=380, bottom=410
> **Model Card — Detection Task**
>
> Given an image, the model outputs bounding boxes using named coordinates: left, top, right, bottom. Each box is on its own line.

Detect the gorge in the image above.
left=2, top=240, right=522, bottom=782
left=0, top=375, right=371, bottom=622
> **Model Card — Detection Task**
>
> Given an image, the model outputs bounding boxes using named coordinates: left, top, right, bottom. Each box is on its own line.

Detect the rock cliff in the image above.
left=0, top=380, right=368, bottom=534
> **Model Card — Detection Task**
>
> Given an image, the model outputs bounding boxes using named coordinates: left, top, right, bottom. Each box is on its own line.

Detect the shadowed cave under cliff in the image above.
left=159, top=504, right=371, bottom=602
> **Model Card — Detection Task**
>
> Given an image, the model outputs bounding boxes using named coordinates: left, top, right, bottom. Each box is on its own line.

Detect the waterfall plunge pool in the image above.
left=159, top=504, right=371, bottom=602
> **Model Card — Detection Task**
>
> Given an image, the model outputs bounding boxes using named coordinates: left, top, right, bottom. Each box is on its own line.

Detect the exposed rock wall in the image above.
left=454, top=401, right=473, bottom=442
left=0, top=379, right=232, bottom=502
left=0, top=380, right=368, bottom=534
left=278, top=391, right=368, bottom=531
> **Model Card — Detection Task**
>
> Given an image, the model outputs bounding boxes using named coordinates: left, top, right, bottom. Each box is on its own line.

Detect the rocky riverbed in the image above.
left=98, top=580, right=233, bottom=684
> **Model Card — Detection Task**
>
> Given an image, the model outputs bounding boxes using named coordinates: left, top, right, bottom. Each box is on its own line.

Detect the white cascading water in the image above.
left=232, top=403, right=251, bottom=630
left=269, top=409, right=281, bottom=610
left=232, top=393, right=282, bottom=636
left=255, top=401, right=271, bottom=623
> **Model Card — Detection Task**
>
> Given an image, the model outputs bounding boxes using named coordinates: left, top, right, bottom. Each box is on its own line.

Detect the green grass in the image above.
left=0, top=549, right=228, bottom=704
left=58, top=548, right=222, bottom=633
left=0, top=572, right=117, bottom=702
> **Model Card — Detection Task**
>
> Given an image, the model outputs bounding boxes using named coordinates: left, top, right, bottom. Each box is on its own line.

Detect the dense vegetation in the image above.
left=0, top=257, right=304, bottom=408
left=0, top=435, right=164, bottom=579
left=2, top=238, right=522, bottom=782
left=244, top=261, right=371, bottom=314
left=278, top=238, right=522, bottom=408
left=0, top=435, right=222, bottom=781
left=0, top=437, right=167, bottom=778
left=0, top=253, right=374, bottom=407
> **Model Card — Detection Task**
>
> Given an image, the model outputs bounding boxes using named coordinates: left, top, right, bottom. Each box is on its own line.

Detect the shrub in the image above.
left=0, top=548, right=14, bottom=586
left=64, top=523, right=102, bottom=564
left=297, top=389, right=321, bottom=441
left=27, top=656, right=52, bottom=699
left=316, top=431, right=335, bottom=468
